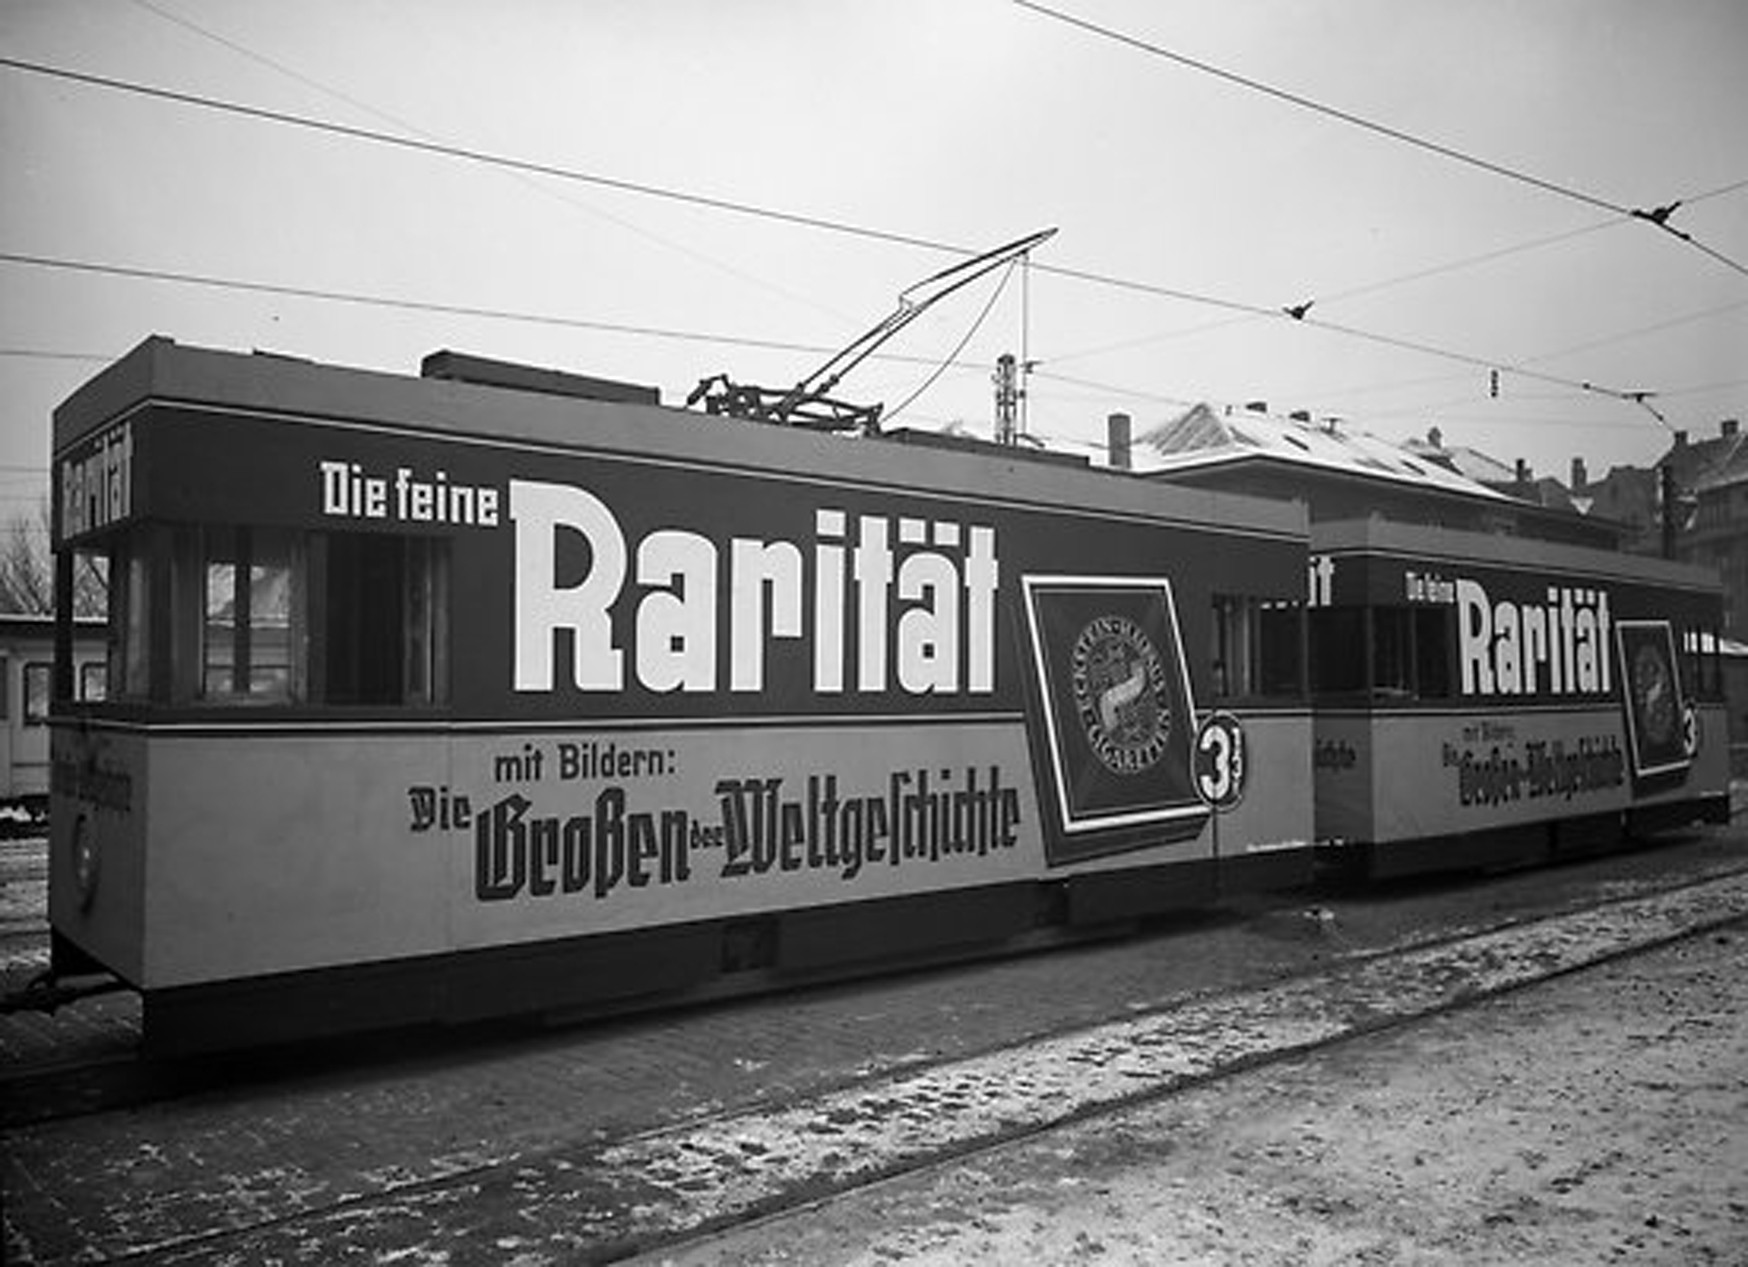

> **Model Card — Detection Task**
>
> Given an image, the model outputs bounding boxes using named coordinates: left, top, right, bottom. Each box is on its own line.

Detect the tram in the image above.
left=0, top=614, right=105, bottom=826
left=48, top=338, right=1313, bottom=1054
left=1307, top=517, right=1729, bottom=876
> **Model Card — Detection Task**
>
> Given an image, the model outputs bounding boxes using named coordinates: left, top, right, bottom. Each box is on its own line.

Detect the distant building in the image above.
left=1580, top=464, right=1659, bottom=548
left=1674, top=420, right=1748, bottom=637
left=1104, top=403, right=1748, bottom=753
left=1120, top=404, right=1621, bottom=550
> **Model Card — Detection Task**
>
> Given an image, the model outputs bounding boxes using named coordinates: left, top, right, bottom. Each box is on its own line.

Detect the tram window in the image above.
left=1415, top=607, right=1453, bottom=699
left=1371, top=608, right=1413, bottom=698
left=1210, top=595, right=1255, bottom=698
left=1365, top=606, right=1453, bottom=700
left=23, top=661, right=50, bottom=725
left=201, top=526, right=302, bottom=701
left=1309, top=608, right=1365, bottom=695
left=104, top=537, right=153, bottom=700
left=315, top=533, right=449, bottom=706
left=1211, top=595, right=1304, bottom=700
left=1682, top=626, right=1724, bottom=701
left=1259, top=602, right=1304, bottom=697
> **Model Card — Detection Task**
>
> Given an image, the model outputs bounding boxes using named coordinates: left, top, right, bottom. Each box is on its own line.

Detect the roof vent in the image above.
left=420, top=350, right=660, bottom=405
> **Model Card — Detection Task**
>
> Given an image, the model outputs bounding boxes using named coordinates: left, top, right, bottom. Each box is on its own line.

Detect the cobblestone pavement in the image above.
left=664, top=921, right=1748, bottom=1264
left=3, top=827, right=1747, bottom=1264
left=0, top=837, right=138, bottom=1067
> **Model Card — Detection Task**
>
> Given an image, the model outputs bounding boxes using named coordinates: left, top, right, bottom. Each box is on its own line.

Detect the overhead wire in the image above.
left=1009, top=0, right=1748, bottom=278
left=1, top=55, right=1740, bottom=429
left=1052, top=174, right=1748, bottom=379
left=6, top=248, right=1734, bottom=449
left=1519, top=295, right=1748, bottom=367
left=0, top=250, right=842, bottom=357
left=122, top=0, right=864, bottom=330
left=0, top=348, right=111, bottom=364
left=0, top=237, right=1714, bottom=438
left=0, top=52, right=1301, bottom=324
left=1322, top=175, right=1748, bottom=309
left=0, top=56, right=960, bottom=257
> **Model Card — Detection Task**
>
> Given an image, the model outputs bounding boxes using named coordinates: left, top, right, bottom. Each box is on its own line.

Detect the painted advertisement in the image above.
left=1021, top=576, right=1208, bottom=864
left=1309, top=538, right=1720, bottom=842
left=431, top=722, right=1039, bottom=947
left=1315, top=611, right=1716, bottom=843
left=1319, top=700, right=1725, bottom=844
left=51, top=399, right=1317, bottom=981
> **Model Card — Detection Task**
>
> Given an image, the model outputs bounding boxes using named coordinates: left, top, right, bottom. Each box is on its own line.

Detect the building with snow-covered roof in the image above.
left=1111, top=402, right=1623, bottom=550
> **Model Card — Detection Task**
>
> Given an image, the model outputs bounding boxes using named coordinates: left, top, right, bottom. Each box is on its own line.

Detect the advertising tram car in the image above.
left=0, top=613, right=105, bottom=826
left=48, top=338, right=1314, bottom=1054
left=1307, top=516, right=1729, bottom=877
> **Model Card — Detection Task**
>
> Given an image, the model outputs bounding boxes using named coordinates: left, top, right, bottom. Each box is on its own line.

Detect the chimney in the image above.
left=1674, top=429, right=1689, bottom=449
left=1723, top=419, right=1740, bottom=438
left=1515, top=458, right=1531, bottom=484
left=1570, top=457, right=1588, bottom=493
left=1427, top=425, right=1443, bottom=449
left=1107, top=412, right=1133, bottom=471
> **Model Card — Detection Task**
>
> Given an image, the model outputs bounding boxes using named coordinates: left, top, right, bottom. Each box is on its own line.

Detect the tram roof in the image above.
left=1312, top=515, right=1724, bottom=594
left=56, top=338, right=1311, bottom=542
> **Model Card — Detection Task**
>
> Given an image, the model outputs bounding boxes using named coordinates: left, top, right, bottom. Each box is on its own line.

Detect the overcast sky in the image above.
left=4, top=0, right=1745, bottom=518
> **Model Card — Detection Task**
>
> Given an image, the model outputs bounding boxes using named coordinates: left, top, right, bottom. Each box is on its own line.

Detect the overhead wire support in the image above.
left=688, top=228, right=1057, bottom=433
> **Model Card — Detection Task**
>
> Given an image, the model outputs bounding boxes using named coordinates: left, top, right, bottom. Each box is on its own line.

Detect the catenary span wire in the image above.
left=1010, top=0, right=1748, bottom=280
left=1279, top=291, right=1748, bottom=409
left=1519, top=296, right=1748, bottom=367
left=0, top=54, right=1679, bottom=408
left=0, top=58, right=1706, bottom=415
left=0, top=54, right=1283, bottom=318
left=1049, top=175, right=1748, bottom=365
left=1009, top=0, right=1630, bottom=215
left=1020, top=2, right=1741, bottom=279
left=0, top=250, right=843, bottom=358
left=0, top=56, right=960, bottom=257
left=123, top=0, right=862, bottom=331
left=1663, top=377, right=1748, bottom=399
left=0, top=349, right=111, bottom=363
left=1042, top=219, right=1623, bottom=366
left=0, top=247, right=1688, bottom=429
left=1322, top=174, right=1748, bottom=309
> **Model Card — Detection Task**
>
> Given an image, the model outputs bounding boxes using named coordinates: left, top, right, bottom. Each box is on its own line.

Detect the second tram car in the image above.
left=49, top=338, right=1314, bottom=1053
left=1307, top=517, right=1729, bottom=875
left=0, top=614, right=105, bottom=824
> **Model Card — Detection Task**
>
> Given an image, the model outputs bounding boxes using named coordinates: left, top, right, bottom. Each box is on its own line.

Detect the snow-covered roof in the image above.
left=1125, top=403, right=1518, bottom=504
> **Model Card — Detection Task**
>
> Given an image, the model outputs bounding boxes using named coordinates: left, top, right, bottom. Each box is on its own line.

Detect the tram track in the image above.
left=6, top=839, right=1748, bottom=1134
left=7, top=859, right=1747, bottom=1266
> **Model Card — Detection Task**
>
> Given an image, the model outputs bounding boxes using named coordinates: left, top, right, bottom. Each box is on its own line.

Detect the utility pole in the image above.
left=994, top=353, right=1018, bottom=445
